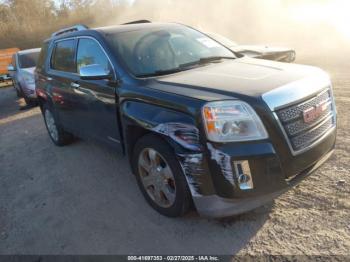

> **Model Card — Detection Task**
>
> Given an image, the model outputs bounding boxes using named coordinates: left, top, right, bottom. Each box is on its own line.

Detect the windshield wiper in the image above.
left=135, top=56, right=236, bottom=78
left=136, top=67, right=192, bottom=78
left=179, top=56, right=236, bottom=68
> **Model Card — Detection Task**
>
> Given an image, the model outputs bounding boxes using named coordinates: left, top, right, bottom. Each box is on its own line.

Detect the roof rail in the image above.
left=51, top=24, right=89, bottom=38
left=122, top=20, right=151, bottom=25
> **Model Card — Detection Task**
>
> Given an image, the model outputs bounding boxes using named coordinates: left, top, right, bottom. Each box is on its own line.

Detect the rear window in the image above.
left=18, top=52, right=40, bottom=68
left=51, top=39, right=76, bottom=73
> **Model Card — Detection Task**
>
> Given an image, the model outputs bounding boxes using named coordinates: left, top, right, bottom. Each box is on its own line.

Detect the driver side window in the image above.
left=76, top=38, right=111, bottom=73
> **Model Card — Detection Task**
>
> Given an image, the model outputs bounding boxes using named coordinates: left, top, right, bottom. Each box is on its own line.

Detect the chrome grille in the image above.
left=276, top=88, right=336, bottom=153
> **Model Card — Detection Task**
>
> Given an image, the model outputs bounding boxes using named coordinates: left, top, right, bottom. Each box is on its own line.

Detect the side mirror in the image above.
left=79, top=64, right=111, bottom=80
left=7, top=65, right=15, bottom=71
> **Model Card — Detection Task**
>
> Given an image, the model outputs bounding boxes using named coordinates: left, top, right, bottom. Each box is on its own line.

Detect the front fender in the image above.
left=121, top=100, right=216, bottom=197
left=121, top=100, right=201, bottom=151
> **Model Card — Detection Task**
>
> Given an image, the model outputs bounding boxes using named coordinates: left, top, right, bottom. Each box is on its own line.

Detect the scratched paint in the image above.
left=151, top=122, right=205, bottom=195
left=152, top=122, right=201, bottom=151
left=207, top=143, right=235, bottom=186
left=177, top=153, right=205, bottom=196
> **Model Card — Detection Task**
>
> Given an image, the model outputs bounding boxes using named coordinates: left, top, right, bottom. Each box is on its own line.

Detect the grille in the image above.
left=276, top=88, right=336, bottom=153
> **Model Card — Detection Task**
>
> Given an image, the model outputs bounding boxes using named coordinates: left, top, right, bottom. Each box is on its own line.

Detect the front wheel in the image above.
left=23, top=95, right=37, bottom=106
left=15, top=87, right=21, bottom=98
left=43, top=105, right=74, bottom=146
left=132, top=134, right=192, bottom=217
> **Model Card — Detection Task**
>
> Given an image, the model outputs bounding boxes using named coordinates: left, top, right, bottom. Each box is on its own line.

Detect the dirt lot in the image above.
left=0, top=56, right=349, bottom=256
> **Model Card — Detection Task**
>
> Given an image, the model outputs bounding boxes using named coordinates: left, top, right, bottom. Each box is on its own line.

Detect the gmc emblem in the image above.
left=303, top=100, right=329, bottom=123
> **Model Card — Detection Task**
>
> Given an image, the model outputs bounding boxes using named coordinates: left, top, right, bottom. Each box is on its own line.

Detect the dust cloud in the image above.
left=101, top=0, right=350, bottom=60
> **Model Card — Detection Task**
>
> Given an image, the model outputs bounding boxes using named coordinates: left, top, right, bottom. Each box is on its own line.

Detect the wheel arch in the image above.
left=121, top=100, right=216, bottom=205
left=120, top=100, right=202, bottom=165
left=37, top=93, right=54, bottom=112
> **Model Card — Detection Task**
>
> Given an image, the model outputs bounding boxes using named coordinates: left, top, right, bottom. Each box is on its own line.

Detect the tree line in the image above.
left=0, top=0, right=132, bottom=49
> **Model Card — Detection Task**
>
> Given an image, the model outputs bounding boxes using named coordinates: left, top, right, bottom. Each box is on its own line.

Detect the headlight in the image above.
left=202, top=100, right=268, bottom=142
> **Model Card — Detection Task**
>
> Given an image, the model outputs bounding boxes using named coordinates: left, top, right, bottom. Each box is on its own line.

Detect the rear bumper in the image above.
left=194, top=148, right=334, bottom=218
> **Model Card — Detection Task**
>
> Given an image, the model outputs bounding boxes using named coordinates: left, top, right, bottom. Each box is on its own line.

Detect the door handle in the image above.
left=70, top=82, right=80, bottom=89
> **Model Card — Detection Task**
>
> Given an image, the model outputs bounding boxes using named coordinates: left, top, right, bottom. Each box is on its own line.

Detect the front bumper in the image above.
left=181, top=122, right=336, bottom=218
left=21, top=82, right=37, bottom=99
left=193, top=148, right=334, bottom=217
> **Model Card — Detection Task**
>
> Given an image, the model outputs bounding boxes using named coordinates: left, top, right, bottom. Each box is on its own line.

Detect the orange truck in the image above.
left=0, top=47, right=20, bottom=82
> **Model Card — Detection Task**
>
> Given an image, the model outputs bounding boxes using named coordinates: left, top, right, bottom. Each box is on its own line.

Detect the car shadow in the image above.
left=0, top=86, right=38, bottom=120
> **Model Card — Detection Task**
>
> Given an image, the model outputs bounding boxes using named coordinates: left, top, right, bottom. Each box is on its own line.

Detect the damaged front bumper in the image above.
left=21, top=82, right=37, bottom=99
left=179, top=125, right=336, bottom=218
left=192, top=148, right=334, bottom=218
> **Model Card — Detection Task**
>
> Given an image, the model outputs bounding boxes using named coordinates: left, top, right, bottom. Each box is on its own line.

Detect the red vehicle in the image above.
left=0, top=48, right=20, bottom=83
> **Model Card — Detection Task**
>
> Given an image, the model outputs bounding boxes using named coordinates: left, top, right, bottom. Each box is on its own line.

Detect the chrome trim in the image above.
left=49, top=36, right=117, bottom=80
left=108, top=136, right=120, bottom=143
left=264, top=72, right=337, bottom=155
left=273, top=108, right=336, bottom=156
left=262, top=73, right=331, bottom=111
left=79, top=64, right=111, bottom=79
left=286, top=110, right=333, bottom=136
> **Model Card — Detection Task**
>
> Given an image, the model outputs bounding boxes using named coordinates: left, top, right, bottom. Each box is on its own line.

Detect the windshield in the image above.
left=106, top=25, right=236, bottom=77
left=18, top=51, right=40, bottom=68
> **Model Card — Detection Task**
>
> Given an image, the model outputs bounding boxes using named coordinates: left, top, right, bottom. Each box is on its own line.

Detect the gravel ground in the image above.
left=0, top=56, right=349, bottom=256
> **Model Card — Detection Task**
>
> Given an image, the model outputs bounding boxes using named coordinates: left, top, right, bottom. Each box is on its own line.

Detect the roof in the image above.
left=46, top=22, right=182, bottom=42
left=17, top=48, right=41, bottom=55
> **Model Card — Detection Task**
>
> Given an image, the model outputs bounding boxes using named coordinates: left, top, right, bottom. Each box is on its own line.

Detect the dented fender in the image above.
left=121, top=100, right=216, bottom=196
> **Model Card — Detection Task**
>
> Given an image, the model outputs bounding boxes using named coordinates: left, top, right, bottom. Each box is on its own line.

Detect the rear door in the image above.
left=71, top=37, right=121, bottom=147
left=47, top=38, right=84, bottom=135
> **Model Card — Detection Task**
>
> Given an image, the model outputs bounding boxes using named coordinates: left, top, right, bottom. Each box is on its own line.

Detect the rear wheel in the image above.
left=132, top=134, right=192, bottom=217
left=43, top=104, right=74, bottom=146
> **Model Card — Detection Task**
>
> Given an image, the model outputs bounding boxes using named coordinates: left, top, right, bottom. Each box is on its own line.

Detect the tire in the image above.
left=132, top=134, right=192, bottom=217
left=23, top=95, right=32, bottom=106
left=19, top=85, right=36, bottom=106
left=43, top=104, right=74, bottom=146
left=13, top=82, right=21, bottom=98
left=22, top=96, right=38, bottom=107
left=15, top=88, right=21, bottom=98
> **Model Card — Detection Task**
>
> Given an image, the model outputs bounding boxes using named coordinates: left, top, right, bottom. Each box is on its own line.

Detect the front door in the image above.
left=71, top=37, right=121, bottom=147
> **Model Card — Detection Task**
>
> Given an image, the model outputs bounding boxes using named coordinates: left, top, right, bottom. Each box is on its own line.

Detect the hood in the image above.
left=150, top=57, right=330, bottom=107
left=22, top=67, right=36, bottom=75
left=231, top=45, right=293, bottom=55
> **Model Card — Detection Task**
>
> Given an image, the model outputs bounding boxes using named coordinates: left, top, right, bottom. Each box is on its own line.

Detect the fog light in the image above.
left=233, top=160, right=253, bottom=190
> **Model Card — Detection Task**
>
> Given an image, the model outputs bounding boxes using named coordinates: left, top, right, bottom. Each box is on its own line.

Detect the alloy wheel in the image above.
left=138, top=148, right=176, bottom=208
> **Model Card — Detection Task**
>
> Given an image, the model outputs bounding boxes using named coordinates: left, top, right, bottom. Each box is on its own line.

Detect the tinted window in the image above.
left=76, top=38, right=111, bottom=72
left=51, top=40, right=76, bottom=72
left=18, top=52, right=40, bottom=68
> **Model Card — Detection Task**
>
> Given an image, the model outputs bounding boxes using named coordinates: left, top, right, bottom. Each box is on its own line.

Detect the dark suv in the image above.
left=35, top=22, right=337, bottom=218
